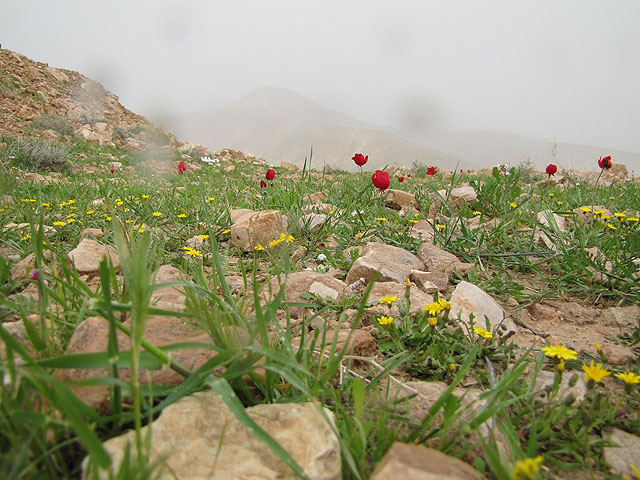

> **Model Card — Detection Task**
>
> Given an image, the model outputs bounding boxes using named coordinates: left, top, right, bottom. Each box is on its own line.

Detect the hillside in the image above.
left=159, top=86, right=471, bottom=171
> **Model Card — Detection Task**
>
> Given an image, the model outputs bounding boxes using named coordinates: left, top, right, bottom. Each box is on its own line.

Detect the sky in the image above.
left=2, top=0, right=639, bottom=153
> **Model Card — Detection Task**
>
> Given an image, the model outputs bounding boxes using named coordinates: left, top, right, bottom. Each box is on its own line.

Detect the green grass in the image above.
left=0, top=143, right=639, bottom=479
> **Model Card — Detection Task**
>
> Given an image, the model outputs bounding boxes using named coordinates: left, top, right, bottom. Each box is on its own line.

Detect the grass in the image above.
left=0, top=142, right=639, bottom=479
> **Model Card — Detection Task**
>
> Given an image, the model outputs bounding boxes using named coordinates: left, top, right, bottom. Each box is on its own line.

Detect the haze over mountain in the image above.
left=158, top=87, right=640, bottom=174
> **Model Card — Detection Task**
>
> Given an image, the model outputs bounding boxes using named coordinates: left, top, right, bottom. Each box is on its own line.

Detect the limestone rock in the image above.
left=410, top=220, right=435, bottom=242
left=269, top=271, right=347, bottom=318
left=418, top=243, right=473, bottom=276
left=535, top=209, right=567, bottom=232
left=603, top=428, right=640, bottom=477
left=150, top=265, right=186, bottom=310
left=298, top=213, right=330, bottom=233
left=86, top=390, right=341, bottom=480
left=428, top=185, right=477, bottom=217
left=410, top=270, right=448, bottom=293
left=57, top=316, right=216, bottom=412
left=600, top=306, right=639, bottom=328
left=10, top=250, right=53, bottom=283
left=346, top=242, right=424, bottom=286
left=230, top=210, right=288, bottom=251
left=229, top=208, right=255, bottom=223
left=449, top=281, right=518, bottom=336
left=67, top=239, right=119, bottom=276
left=535, top=370, right=586, bottom=404
left=385, top=189, right=417, bottom=211
left=281, top=161, right=299, bottom=171
left=370, top=442, right=483, bottom=480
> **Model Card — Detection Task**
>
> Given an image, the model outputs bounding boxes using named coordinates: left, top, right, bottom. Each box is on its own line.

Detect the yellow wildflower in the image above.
left=422, top=302, right=443, bottom=316
left=580, top=207, right=592, bottom=213
left=409, top=219, right=419, bottom=224
left=510, top=202, right=518, bottom=208
left=142, top=195, right=149, bottom=199
left=626, top=217, right=639, bottom=222
left=556, top=201, right=564, bottom=205
left=184, top=248, right=203, bottom=258
left=438, top=298, right=452, bottom=311
left=269, top=238, right=281, bottom=247
left=548, top=193, right=555, bottom=197
left=615, top=372, right=640, bottom=385
left=254, top=244, right=265, bottom=251
left=138, top=224, right=146, bottom=234
left=428, top=317, right=438, bottom=327
left=199, top=234, right=209, bottom=240
left=512, top=456, right=543, bottom=480
left=607, top=223, right=616, bottom=230
left=376, top=217, right=388, bottom=222
left=582, top=361, right=611, bottom=383
left=378, top=295, right=399, bottom=305
left=436, top=224, right=446, bottom=230
left=541, top=344, right=578, bottom=361
left=41, top=203, right=50, bottom=209
left=556, top=360, right=565, bottom=373
left=207, top=197, right=215, bottom=202
left=105, top=216, right=112, bottom=221
left=473, top=210, right=481, bottom=215
left=377, top=316, right=394, bottom=326
left=86, top=210, right=95, bottom=215
left=222, top=229, right=231, bottom=234
left=177, top=213, right=187, bottom=218
left=449, top=363, right=456, bottom=372
left=152, top=211, right=162, bottom=217
left=285, top=234, right=294, bottom=243
left=20, top=234, right=31, bottom=241
left=52, top=221, right=66, bottom=226
left=474, top=327, right=493, bottom=339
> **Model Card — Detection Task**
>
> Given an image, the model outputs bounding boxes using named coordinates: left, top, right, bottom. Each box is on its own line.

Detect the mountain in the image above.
left=158, top=87, right=472, bottom=171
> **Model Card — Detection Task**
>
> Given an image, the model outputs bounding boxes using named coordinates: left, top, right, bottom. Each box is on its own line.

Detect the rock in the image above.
left=535, top=210, right=567, bottom=232
left=417, top=243, right=473, bottom=276
left=370, top=442, right=483, bottom=480
left=10, top=250, right=53, bottom=283
left=410, top=220, right=435, bottom=242
left=527, top=303, right=560, bottom=322
left=298, top=213, right=330, bottom=233
left=0, top=320, right=30, bottom=359
left=67, top=239, right=119, bottom=276
left=549, top=301, right=598, bottom=325
left=81, top=227, right=103, bottom=239
left=428, top=185, right=477, bottom=218
left=86, top=390, right=341, bottom=480
left=601, top=344, right=636, bottom=366
left=366, top=282, right=434, bottom=318
left=534, top=370, right=586, bottom=404
left=56, top=316, right=217, bottom=412
left=327, top=329, right=377, bottom=357
left=603, top=428, right=640, bottom=478
left=150, top=265, right=186, bottom=310
left=281, top=161, right=299, bottom=171
left=600, top=306, right=639, bottom=328
left=186, top=234, right=205, bottom=249
left=410, top=270, right=448, bottom=293
left=385, top=189, right=417, bottom=211
left=304, top=192, right=328, bottom=204
left=269, top=271, right=346, bottom=318
left=346, top=242, right=425, bottom=286
left=230, top=210, right=288, bottom=251
left=23, top=172, right=46, bottom=182
left=449, top=281, right=518, bottom=336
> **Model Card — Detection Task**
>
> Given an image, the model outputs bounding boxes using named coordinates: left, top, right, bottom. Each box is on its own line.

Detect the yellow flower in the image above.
left=222, top=229, right=231, bottom=234
left=556, top=201, right=564, bottom=205
left=86, top=210, right=95, bottom=215
left=41, top=203, right=50, bottom=209
left=376, top=217, right=388, bottom=222
left=20, top=234, right=31, bottom=241
left=449, top=363, right=456, bottom=372
left=254, top=244, right=265, bottom=251
left=438, top=298, right=452, bottom=311
left=614, top=212, right=626, bottom=218
left=474, top=327, right=493, bottom=339
left=601, top=214, right=611, bottom=220
left=627, top=217, right=639, bottom=222
left=409, top=219, right=419, bottom=224
left=428, top=317, right=438, bottom=327
left=595, top=342, right=602, bottom=353
left=541, top=344, right=578, bottom=361
left=512, top=456, right=543, bottom=480
left=607, top=223, right=616, bottom=230
left=580, top=207, right=592, bottom=213
left=125, top=219, right=133, bottom=224
left=285, top=234, right=294, bottom=243
left=207, top=197, right=215, bottom=202
left=67, top=218, right=76, bottom=223
left=152, top=211, right=162, bottom=217
left=422, top=302, right=443, bottom=316
left=115, top=200, right=124, bottom=207
left=582, top=360, right=611, bottom=383
left=142, top=194, right=149, bottom=199
left=378, top=295, right=399, bottom=305
left=548, top=193, right=555, bottom=197
left=68, top=200, right=75, bottom=204
left=105, top=216, right=112, bottom=221
left=184, top=248, right=203, bottom=257
left=199, top=234, right=209, bottom=240
left=177, top=213, right=187, bottom=218
left=609, top=196, right=616, bottom=199
left=473, top=210, right=481, bottom=215
left=269, top=238, right=281, bottom=247
left=615, top=372, right=640, bottom=385
left=52, top=221, right=66, bottom=226
left=406, top=278, right=411, bottom=287
left=138, top=224, right=146, bottom=234
left=510, top=202, right=518, bottom=208
left=556, top=360, right=565, bottom=373
left=436, top=224, right=446, bottom=230
left=593, top=209, right=606, bottom=215
left=377, top=316, right=394, bottom=326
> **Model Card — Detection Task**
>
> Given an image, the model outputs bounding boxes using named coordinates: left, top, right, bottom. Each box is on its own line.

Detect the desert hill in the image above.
left=159, top=86, right=472, bottom=172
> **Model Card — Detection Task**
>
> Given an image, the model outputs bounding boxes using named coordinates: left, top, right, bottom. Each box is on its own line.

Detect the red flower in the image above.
left=352, top=153, right=368, bottom=167
left=371, top=170, right=390, bottom=191
left=110, top=168, right=115, bottom=173
left=266, top=169, right=276, bottom=180
left=398, top=176, right=404, bottom=182
left=426, top=167, right=438, bottom=176
left=545, top=164, right=557, bottom=177
left=178, top=161, right=186, bottom=174
left=260, top=180, right=267, bottom=188
left=407, top=174, right=411, bottom=178
left=30, top=269, right=39, bottom=281
left=598, top=155, right=612, bottom=170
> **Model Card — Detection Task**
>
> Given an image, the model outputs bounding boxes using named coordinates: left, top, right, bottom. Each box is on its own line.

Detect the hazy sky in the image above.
left=2, top=1, right=639, bottom=152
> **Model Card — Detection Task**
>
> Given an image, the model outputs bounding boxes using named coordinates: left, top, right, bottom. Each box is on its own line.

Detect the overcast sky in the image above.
left=2, top=0, right=639, bottom=152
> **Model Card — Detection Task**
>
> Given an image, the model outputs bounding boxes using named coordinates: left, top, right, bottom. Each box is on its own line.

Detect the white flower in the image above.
left=351, top=210, right=364, bottom=217
left=201, top=156, right=220, bottom=165
left=317, top=253, right=327, bottom=262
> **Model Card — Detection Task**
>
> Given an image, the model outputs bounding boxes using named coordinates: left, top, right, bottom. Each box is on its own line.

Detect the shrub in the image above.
left=7, top=138, right=69, bottom=172
left=31, top=113, right=74, bottom=136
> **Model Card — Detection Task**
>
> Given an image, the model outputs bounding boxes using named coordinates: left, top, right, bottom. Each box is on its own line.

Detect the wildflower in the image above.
left=265, top=169, right=276, bottom=181
left=199, top=234, right=209, bottom=240
left=222, top=229, right=231, bottom=234
left=138, top=224, right=146, bottom=234
left=376, top=217, right=388, bottom=222
left=86, top=210, right=95, bottom=215
left=260, top=180, right=267, bottom=188
left=598, top=155, right=612, bottom=170
left=449, top=363, right=456, bottom=372
left=352, top=153, right=368, bottom=167
left=556, top=201, right=564, bottom=205
left=142, top=195, right=149, bottom=199
left=178, top=161, right=186, bottom=174
left=423, top=302, right=443, bottom=316
left=428, top=317, right=438, bottom=327
left=474, top=327, right=493, bottom=339
left=177, top=213, right=187, bottom=218
left=556, top=360, right=565, bottom=373
left=546, top=164, right=557, bottom=177
left=435, top=224, right=446, bottom=230
left=183, top=247, right=202, bottom=257
left=541, top=344, right=578, bottom=360
left=378, top=295, right=399, bottom=305
left=30, top=269, right=39, bottom=281
left=105, top=216, right=112, bottom=221
left=614, top=212, right=627, bottom=218
left=580, top=207, right=592, bottom=213
left=582, top=360, right=611, bottom=383
left=595, top=343, right=602, bottom=353
left=371, top=170, right=390, bottom=191
left=67, top=218, right=76, bottom=224
left=473, top=211, right=481, bottom=215
left=408, top=219, right=419, bottom=224
left=614, top=372, right=640, bottom=385
left=601, top=214, right=611, bottom=220
left=398, top=176, right=404, bottom=182
left=20, top=234, right=31, bottom=241
left=593, top=209, right=606, bottom=215
left=377, top=316, right=394, bottom=326
left=548, top=193, right=555, bottom=197
left=512, top=456, right=543, bottom=480
left=52, top=221, right=66, bottom=226
left=438, top=298, right=452, bottom=311
left=41, top=203, right=50, bottom=208
left=115, top=199, right=124, bottom=207
left=607, top=223, right=616, bottom=230
left=627, top=217, right=639, bottom=222
left=254, top=244, right=265, bottom=251
left=510, top=202, right=518, bottom=208
left=152, top=211, right=162, bottom=217
left=317, top=253, right=327, bottom=262
left=269, top=238, right=281, bottom=247
left=110, top=168, right=115, bottom=173
left=426, top=166, right=438, bottom=175
left=285, top=234, right=294, bottom=243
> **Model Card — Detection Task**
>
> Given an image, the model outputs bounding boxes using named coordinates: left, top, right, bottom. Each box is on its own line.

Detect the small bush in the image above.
left=8, top=138, right=69, bottom=172
left=31, top=113, right=74, bottom=136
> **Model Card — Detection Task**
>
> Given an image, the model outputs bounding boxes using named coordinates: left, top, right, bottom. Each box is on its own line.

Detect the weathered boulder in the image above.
left=385, top=189, right=417, bottom=211
left=230, top=210, right=288, bottom=251
left=298, top=213, right=330, bottom=233
left=449, top=281, right=518, bottom=336
left=67, top=239, right=119, bottom=276
left=418, top=243, right=473, bottom=276
left=269, top=271, right=347, bottom=318
left=11, top=250, right=53, bottom=283
left=150, top=264, right=186, bottom=310
left=346, top=243, right=425, bottom=286
left=428, top=185, right=477, bottom=218
left=80, top=227, right=104, bottom=239
left=603, top=428, right=640, bottom=478
left=535, top=209, right=567, bottom=232
left=370, top=442, right=483, bottom=480
left=86, top=391, right=341, bottom=480
left=410, top=219, right=435, bottom=242
left=410, top=270, right=448, bottom=293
